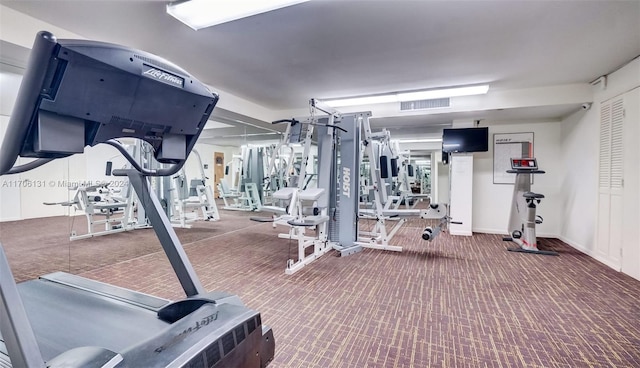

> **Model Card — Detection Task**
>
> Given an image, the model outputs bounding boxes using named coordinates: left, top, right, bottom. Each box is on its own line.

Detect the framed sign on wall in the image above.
left=493, top=132, right=534, bottom=184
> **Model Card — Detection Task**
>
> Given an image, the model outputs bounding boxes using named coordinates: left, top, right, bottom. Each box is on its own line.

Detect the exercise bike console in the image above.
left=506, top=158, right=545, bottom=174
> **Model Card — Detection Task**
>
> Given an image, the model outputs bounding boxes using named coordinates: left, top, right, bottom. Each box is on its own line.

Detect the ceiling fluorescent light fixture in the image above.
left=167, top=0, right=309, bottom=30
left=325, top=85, right=489, bottom=108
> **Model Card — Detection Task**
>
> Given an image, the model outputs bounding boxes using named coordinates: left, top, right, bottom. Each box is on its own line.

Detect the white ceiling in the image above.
left=1, top=0, right=639, bottom=144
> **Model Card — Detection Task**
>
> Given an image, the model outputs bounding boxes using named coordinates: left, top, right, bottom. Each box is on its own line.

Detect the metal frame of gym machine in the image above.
left=0, top=31, right=273, bottom=367
left=258, top=100, right=362, bottom=273
left=277, top=100, right=456, bottom=273
left=357, top=115, right=452, bottom=250
left=279, top=104, right=334, bottom=274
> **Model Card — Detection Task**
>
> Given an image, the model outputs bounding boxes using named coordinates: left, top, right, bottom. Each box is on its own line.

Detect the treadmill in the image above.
left=0, top=31, right=274, bottom=367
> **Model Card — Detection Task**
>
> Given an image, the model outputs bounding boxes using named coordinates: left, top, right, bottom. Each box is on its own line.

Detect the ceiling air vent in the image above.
left=400, top=98, right=450, bottom=111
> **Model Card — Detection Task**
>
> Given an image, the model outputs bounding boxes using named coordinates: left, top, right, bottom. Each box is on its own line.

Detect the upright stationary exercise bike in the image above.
left=502, top=158, right=558, bottom=256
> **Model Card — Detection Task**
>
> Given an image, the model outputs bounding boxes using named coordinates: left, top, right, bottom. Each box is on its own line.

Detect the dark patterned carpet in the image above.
left=1, top=206, right=639, bottom=367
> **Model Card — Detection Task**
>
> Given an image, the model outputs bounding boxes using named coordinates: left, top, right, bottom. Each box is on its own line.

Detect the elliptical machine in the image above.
left=502, top=158, right=558, bottom=256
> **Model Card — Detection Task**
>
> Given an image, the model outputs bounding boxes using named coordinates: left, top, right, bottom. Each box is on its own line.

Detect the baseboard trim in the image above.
left=450, top=230, right=473, bottom=236
left=454, top=228, right=624, bottom=273
left=472, top=228, right=505, bottom=235
left=558, top=235, right=621, bottom=271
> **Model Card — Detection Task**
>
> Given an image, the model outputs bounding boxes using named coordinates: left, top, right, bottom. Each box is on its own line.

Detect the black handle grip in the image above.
left=272, top=119, right=298, bottom=125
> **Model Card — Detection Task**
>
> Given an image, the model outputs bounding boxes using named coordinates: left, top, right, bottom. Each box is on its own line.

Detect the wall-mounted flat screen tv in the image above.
left=442, top=127, right=489, bottom=153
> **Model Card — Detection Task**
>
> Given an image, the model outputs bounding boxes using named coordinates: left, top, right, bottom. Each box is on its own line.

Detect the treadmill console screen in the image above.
left=511, top=158, right=538, bottom=170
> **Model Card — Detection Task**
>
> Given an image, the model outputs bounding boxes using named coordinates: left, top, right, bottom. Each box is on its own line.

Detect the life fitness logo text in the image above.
left=142, top=65, right=184, bottom=88
left=342, top=167, right=351, bottom=198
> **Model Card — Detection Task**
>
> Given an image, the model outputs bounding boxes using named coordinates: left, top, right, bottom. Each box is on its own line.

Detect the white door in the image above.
left=596, top=96, right=624, bottom=269
left=621, top=87, right=640, bottom=280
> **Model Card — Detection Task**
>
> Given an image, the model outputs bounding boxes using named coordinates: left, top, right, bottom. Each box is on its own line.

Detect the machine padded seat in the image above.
left=218, top=181, right=240, bottom=198
left=524, top=191, right=545, bottom=199
left=298, top=188, right=325, bottom=201
left=272, top=188, right=296, bottom=200
left=287, top=215, right=330, bottom=227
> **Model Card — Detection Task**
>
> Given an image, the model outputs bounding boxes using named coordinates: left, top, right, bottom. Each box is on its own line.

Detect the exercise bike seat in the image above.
left=523, top=192, right=544, bottom=199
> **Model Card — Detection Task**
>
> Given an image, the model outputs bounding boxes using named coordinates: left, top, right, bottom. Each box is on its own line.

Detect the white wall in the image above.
left=472, top=121, right=563, bottom=236
left=559, top=108, right=598, bottom=251
left=0, top=71, right=72, bottom=220
left=0, top=115, right=21, bottom=221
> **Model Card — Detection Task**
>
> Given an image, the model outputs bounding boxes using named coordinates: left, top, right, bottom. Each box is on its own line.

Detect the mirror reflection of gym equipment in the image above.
left=218, top=146, right=263, bottom=211
left=169, top=149, right=220, bottom=228
left=43, top=141, right=153, bottom=240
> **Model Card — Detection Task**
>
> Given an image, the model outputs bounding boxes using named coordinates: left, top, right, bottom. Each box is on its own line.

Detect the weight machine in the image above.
left=357, top=117, right=453, bottom=250
left=263, top=100, right=457, bottom=273
left=218, top=146, right=263, bottom=211
left=0, top=31, right=273, bottom=367
left=170, top=149, right=220, bottom=228
left=250, top=99, right=353, bottom=273
left=262, top=120, right=301, bottom=203
left=48, top=182, right=139, bottom=240
left=279, top=106, right=335, bottom=274
left=44, top=142, right=153, bottom=240
left=254, top=119, right=312, bottom=223
left=502, top=158, right=557, bottom=256
left=387, top=143, right=431, bottom=210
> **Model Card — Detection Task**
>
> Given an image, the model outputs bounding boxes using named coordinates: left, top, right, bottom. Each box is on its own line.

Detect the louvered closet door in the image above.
left=596, top=97, right=624, bottom=269
left=621, top=88, right=640, bottom=281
